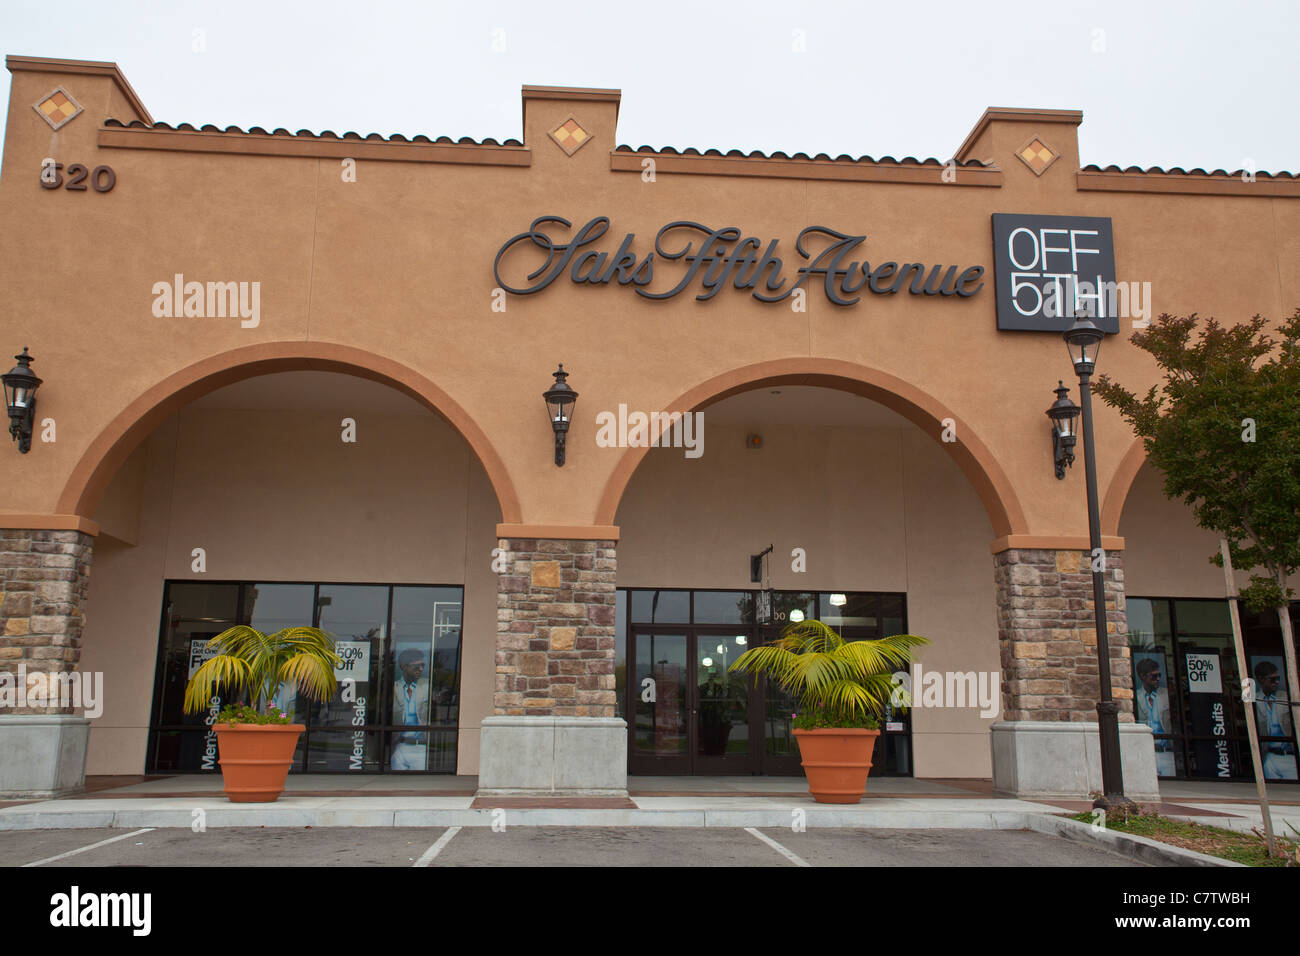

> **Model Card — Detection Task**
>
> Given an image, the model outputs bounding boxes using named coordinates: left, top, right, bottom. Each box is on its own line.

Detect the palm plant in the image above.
left=183, top=625, right=343, bottom=718
left=729, top=619, right=928, bottom=725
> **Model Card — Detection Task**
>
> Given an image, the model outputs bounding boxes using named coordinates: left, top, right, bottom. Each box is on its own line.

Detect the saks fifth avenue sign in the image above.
left=493, top=216, right=985, bottom=306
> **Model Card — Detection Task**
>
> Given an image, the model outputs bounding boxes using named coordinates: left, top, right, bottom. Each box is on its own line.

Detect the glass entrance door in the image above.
left=694, top=628, right=758, bottom=773
left=628, top=627, right=759, bottom=774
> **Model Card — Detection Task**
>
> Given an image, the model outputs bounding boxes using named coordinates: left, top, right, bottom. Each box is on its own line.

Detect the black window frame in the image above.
left=617, top=587, right=913, bottom=776
left=146, top=579, right=465, bottom=775
left=1128, top=595, right=1299, bottom=783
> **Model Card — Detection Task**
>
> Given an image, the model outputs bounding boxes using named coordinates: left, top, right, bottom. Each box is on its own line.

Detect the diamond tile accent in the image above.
left=1016, top=136, right=1058, bottom=176
left=549, top=116, right=592, bottom=156
left=33, top=86, right=83, bottom=131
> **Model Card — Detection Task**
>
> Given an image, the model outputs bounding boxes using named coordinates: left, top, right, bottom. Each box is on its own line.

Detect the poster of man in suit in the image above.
left=391, top=648, right=431, bottom=771
left=1251, top=656, right=1297, bottom=780
left=1133, top=651, right=1175, bottom=776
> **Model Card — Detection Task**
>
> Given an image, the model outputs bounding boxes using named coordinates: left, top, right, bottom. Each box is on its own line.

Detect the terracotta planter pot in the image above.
left=793, top=728, right=880, bottom=804
left=213, top=723, right=304, bottom=803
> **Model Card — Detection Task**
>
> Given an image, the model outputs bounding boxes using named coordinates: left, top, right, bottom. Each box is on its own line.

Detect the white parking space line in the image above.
left=21, top=828, right=157, bottom=868
left=745, top=827, right=811, bottom=867
left=413, top=827, right=462, bottom=867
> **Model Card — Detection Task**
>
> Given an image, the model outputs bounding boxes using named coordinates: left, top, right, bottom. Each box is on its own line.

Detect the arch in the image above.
left=1101, top=436, right=1148, bottom=537
left=57, top=340, right=523, bottom=523
left=594, top=357, right=1027, bottom=538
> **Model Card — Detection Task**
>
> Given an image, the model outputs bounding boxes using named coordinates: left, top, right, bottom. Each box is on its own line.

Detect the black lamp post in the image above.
left=1046, top=381, right=1081, bottom=479
left=543, top=364, right=578, bottom=466
left=1062, top=312, right=1133, bottom=810
left=3, top=347, right=42, bottom=454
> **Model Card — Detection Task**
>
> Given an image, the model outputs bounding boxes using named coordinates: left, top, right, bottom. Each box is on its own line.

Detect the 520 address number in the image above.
left=39, top=162, right=116, bottom=192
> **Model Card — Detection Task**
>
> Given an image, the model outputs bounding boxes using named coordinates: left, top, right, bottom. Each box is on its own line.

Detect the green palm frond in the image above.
left=729, top=619, right=928, bottom=722
left=182, top=623, right=342, bottom=716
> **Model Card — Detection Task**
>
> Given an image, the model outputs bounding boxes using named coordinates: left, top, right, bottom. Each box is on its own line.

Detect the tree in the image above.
left=1093, top=309, right=1300, bottom=736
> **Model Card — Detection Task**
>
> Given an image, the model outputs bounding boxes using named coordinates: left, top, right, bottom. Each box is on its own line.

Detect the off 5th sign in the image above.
left=991, top=213, right=1118, bottom=333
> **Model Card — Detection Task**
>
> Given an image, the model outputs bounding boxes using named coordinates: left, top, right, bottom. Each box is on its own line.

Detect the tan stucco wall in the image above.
left=1120, top=461, right=1300, bottom=599
left=80, top=402, right=500, bottom=775
left=5, top=58, right=1298, bottom=782
left=2, top=60, right=1296, bottom=546
left=617, top=422, right=999, bottom=778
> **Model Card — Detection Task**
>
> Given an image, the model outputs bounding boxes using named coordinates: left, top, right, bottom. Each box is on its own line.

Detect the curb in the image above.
left=0, top=806, right=1039, bottom=831
left=1027, top=814, right=1241, bottom=867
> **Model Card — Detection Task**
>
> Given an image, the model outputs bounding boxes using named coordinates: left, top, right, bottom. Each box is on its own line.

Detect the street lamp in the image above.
left=3, top=347, right=42, bottom=454
left=1062, top=311, right=1133, bottom=810
left=542, top=364, right=578, bottom=467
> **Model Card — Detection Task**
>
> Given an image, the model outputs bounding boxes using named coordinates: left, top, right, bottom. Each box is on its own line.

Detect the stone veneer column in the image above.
left=0, top=528, right=95, bottom=797
left=493, top=538, right=618, bottom=716
left=477, top=537, right=626, bottom=795
left=990, top=547, right=1159, bottom=800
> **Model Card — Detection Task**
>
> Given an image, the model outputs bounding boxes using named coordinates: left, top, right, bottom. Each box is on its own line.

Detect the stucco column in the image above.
left=477, top=536, right=626, bottom=795
left=990, top=547, right=1159, bottom=799
left=0, top=528, right=95, bottom=797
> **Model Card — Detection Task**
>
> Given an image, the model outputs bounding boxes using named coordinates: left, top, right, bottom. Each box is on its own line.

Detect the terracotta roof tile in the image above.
left=613, top=144, right=992, bottom=168
left=1081, top=162, right=1295, bottom=180
left=101, top=116, right=524, bottom=147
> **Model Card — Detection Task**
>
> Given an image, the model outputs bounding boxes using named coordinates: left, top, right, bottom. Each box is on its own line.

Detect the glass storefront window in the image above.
left=615, top=590, right=627, bottom=718
left=1129, top=597, right=1299, bottom=781
left=389, top=586, right=462, bottom=773
left=772, top=592, right=816, bottom=628
left=1127, top=597, right=1154, bottom=646
left=619, top=587, right=911, bottom=776
left=630, top=589, right=689, bottom=623
left=246, top=584, right=315, bottom=723
left=313, top=585, right=387, bottom=770
left=880, top=594, right=906, bottom=637
left=147, top=581, right=463, bottom=774
left=692, top=590, right=751, bottom=625
left=150, top=583, right=241, bottom=773
left=819, top=592, right=878, bottom=629
left=634, top=633, right=688, bottom=754
left=1240, top=602, right=1299, bottom=781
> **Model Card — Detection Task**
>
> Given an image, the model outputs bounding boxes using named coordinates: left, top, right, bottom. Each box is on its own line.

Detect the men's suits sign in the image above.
left=991, top=214, right=1118, bottom=333
left=1185, top=651, right=1235, bottom=778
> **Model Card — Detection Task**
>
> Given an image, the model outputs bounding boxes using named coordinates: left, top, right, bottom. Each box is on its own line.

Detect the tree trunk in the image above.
left=1277, top=596, right=1300, bottom=738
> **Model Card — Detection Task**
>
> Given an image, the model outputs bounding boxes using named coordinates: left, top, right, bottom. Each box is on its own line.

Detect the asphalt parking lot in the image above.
left=0, top=826, right=1159, bottom=867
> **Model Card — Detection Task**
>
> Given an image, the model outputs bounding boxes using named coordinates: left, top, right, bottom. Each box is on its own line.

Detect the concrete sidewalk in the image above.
left=1, top=774, right=1295, bottom=836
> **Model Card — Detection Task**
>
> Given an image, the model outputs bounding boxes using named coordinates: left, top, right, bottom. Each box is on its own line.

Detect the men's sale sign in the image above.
left=991, top=214, right=1118, bottom=333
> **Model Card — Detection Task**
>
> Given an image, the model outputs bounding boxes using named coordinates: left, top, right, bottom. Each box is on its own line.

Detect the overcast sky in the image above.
left=2, top=0, right=1297, bottom=174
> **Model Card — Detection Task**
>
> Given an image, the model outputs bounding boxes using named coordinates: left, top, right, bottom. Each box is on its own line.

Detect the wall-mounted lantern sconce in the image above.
left=1045, top=380, right=1081, bottom=479
left=543, top=364, right=578, bottom=466
left=3, top=348, right=41, bottom=454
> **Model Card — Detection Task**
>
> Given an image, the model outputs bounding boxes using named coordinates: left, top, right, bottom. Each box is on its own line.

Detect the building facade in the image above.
left=1, top=56, right=1297, bottom=798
